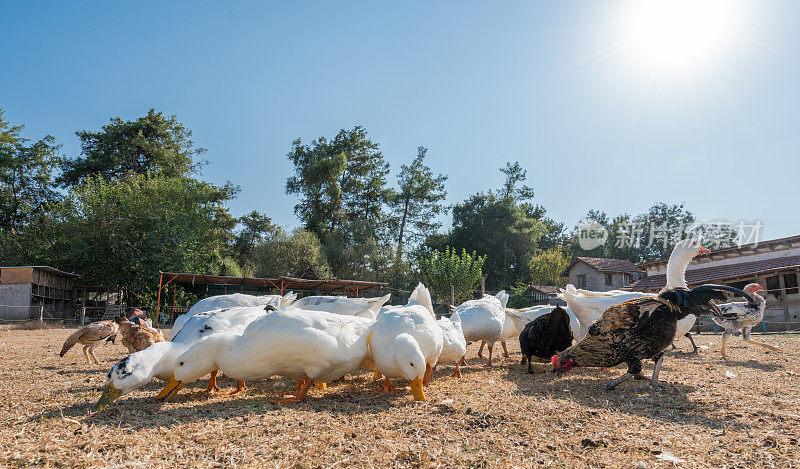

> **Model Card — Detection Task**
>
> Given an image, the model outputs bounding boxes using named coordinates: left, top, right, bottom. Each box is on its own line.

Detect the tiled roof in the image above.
left=626, top=255, right=800, bottom=292
left=529, top=285, right=560, bottom=296
left=562, top=257, right=643, bottom=276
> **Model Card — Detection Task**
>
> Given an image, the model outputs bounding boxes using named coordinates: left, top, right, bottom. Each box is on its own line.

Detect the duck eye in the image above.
left=410, top=362, right=414, bottom=367
left=179, top=362, right=184, bottom=366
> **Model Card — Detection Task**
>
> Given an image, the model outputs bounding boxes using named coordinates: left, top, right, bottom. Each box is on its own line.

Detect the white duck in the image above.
left=157, top=307, right=374, bottom=403
left=95, top=296, right=291, bottom=409
left=171, top=292, right=295, bottom=339
left=436, top=317, right=467, bottom=378
left=450, top=291, right=509, bottom=367
left=292, top=293, right=391, bottom=319
left=558, top=239, right=709, bottom=349
left=368, top=283, right=443, bottom=400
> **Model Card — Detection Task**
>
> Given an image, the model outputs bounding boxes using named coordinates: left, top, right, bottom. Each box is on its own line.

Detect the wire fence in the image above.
left=0, top=304, right=79, bottom=324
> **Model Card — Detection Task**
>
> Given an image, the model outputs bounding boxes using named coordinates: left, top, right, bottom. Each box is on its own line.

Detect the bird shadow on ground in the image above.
left=720, top=358, right=784, bottom=371
left=31, top=374, right=432, bottom=431
left=40, top=366, right=100, bottom=376
left=494, top=355, right=752, bottom=433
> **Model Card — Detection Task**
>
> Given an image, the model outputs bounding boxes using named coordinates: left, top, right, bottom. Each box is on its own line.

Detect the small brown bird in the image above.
left=114, top=315, right=165, bottom=353
left=60, top=320, right=119, bottom=364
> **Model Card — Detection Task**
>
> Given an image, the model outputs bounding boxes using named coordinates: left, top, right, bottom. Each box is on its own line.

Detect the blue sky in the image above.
left=2, top=1, right=798, bottom=240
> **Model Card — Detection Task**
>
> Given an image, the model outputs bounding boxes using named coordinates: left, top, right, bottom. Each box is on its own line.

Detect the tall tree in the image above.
left=427, top=162, right=552, bottom=290
left=499, top=161, right=535, bottom=201
left=390, top=146, right=448, bottom=262
left=58, top=109, right=204, bottom=187
left=232, top=210, right=279, bottom=271
left=0, top=109, right=61, bottom=236
left=285, top=126, right=393, bottom=277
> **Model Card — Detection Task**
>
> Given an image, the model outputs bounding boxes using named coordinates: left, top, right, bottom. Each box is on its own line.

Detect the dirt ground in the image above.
left=0, top=326, right=798, bottom=468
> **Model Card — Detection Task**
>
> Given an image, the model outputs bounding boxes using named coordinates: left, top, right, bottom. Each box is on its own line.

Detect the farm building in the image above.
left=0, top=266, right=79, bottom=320
left=528, top=285, right=567, bottom=306
left=561, top=257, right=643, bottom=292
left=627, top=234, right=800, bottom=322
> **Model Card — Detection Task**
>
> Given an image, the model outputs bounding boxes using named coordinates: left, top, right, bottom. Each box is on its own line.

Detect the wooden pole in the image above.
left=480, top=277, right=485, bottom=296
left=778, top=273, right=791, bottom=322
left=80, top=307, right=86, bottom=325
left=156, top=273, right=164, bottom=322
left=38, top=304, right=44, bottom=325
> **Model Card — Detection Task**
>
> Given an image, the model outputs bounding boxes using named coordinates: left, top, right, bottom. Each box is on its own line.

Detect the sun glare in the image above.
left=622, top=0, right=742, bottom=73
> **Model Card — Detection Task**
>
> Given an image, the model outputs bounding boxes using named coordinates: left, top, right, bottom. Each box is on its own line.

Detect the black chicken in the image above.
left=551, top=285, right=752, bottom=393
left=519, top=306, right=573, bottom=373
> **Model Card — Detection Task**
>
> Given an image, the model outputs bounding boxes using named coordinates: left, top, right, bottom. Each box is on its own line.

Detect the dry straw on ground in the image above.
left=0, top=326, right=798, bottom=467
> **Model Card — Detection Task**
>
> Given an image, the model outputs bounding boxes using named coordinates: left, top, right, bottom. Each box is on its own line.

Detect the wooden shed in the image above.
left=0, top=266, right=79, bottom=320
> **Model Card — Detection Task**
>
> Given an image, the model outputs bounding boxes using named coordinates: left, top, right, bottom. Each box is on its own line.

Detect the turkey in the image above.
left=60, top=320, right=119, bottom=364
left=505, top=305, right=581, bottom=340
left=711, top=283, right=780, bottom=359
left=518, top=306, right=573, bottom=373
left=552, top=284, right=750, bottom=394
left=559, top=239, right=710, bottom=353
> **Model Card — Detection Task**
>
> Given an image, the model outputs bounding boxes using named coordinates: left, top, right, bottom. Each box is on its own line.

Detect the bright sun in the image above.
left=622, top=0, right=742, bottom=73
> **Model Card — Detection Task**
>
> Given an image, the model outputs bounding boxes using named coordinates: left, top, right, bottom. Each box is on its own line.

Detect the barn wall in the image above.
left=0, top=283, right=33, bottom=320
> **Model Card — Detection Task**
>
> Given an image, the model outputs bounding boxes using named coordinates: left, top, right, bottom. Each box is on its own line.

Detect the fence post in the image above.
left=450, top=285, right=455, bottom=307
left=480, top=277, right=485, bottom=296
left=80, top=307, right=86, bottom=325
left=38, top=305, right=44, bottom=325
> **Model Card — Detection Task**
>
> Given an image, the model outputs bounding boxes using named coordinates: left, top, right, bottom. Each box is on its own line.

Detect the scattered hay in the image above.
left=1, top=329, right=798, bottom=467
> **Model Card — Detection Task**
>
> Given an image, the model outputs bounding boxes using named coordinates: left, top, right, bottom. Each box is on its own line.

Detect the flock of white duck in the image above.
left=94, top=238, right=774, bottom=410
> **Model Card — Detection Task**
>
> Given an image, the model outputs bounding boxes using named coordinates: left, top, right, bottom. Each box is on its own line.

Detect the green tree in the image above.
left=0, top=109, right=61, bottom=236
left=389, top=146, right=448, bottom=262
left=24, top=174, right=238, bottom=300
left=253, top=228, right=333, bottom=280
left=58, top=109, right=204, bottom=187
left=528, top=244, right=572, bottom=287
left=499, top=161, right=535, bottom=201
left=285, top=126, right=393, bottom=277
left=419, top=247, right=485, bottom=305
left=232, top=210, right=279, bottom=272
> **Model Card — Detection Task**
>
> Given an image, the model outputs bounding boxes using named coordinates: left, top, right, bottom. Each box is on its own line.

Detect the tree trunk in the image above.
left=395, top=197, right=409, bottom=263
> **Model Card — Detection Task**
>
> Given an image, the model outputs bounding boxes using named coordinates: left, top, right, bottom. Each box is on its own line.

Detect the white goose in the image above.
left=157, top=307, right=374, bottom=403
left=96, top=293, right=294, bottom=409
left=368, top=283, right=443, bottom=400
left=558, top=239, right=709, bottom=350
left=450, top=291, right=508, bottom=367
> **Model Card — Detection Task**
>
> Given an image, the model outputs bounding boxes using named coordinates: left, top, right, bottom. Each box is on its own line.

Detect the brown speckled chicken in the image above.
left=552, top=284, right=752, bottom=394
left=114, top=315, right=165, bottom=353
left=60, top=320, right=119, bottom=364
